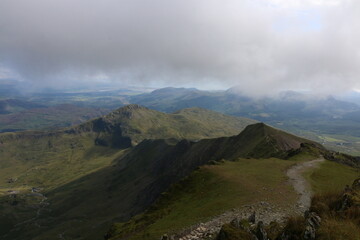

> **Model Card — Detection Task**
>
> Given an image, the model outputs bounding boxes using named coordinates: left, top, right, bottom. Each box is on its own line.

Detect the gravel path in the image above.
left=286, top=158, right=324, bottom=212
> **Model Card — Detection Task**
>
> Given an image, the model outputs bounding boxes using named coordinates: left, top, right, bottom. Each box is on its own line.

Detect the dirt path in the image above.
left=286, top=158, right=324, bottom=212
left=171, top=158, right=325, bottom=240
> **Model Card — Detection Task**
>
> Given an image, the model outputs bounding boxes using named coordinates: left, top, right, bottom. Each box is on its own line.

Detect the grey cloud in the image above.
left=0, top=0, right=359, bottom=95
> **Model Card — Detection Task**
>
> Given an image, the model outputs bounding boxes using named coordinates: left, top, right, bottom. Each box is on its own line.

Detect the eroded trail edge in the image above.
left=286, top=158, right=325, bottom=212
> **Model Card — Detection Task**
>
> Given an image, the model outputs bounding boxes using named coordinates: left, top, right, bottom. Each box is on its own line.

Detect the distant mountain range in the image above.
left=129, top=87, right=360, bottom=155
left=2, top=86, right=360, bottom=154
left=130, top=87, right=360, bottom=123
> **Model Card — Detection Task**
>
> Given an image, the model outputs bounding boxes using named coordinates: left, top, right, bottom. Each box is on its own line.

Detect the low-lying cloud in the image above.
left=0, top=0, right=359, bottom=95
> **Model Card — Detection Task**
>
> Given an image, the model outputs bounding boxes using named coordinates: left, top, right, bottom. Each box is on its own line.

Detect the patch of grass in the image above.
left=0, top=133, right=125, bottom=190
left=318, top=218, right=360, bottom=240
left=108, top=158, right=300, bottom=240
left=304, top=160, right=360, bottom=194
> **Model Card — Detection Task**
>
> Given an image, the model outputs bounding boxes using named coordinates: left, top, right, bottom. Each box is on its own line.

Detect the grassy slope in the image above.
left=107, top=155, right=311, bottom=240
left=0, top=104, right=110, bottom=132
left=305, top=160, right=360, bottom=194
left=0, top=132, right=128, bottom=239
left=0, top=132, right=125, bottom=190
left=108, top=156, right=360, bottom=240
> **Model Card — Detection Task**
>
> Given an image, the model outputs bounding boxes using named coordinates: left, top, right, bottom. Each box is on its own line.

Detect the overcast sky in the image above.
left=0, top=0, right=359, bottom=95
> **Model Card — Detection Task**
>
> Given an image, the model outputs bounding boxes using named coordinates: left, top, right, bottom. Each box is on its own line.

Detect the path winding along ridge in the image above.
left=286, top=158, right=325, bottom=212
left=173, top=158, right=325, bottom=240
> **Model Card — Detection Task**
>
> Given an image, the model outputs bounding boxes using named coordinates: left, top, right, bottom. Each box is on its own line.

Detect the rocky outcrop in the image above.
left=303, top=212, right=321, bottom=240
left=217, top=211, right=321, bottom=240
left=255, top=221, right=268, bottom=240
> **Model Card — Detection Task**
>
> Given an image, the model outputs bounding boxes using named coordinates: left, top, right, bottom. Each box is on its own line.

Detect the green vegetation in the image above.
left=0, top=133, right=126, bottom=190
left=106, top=158, right=300, bottom=240
left=75, top=105, right=257, bottom=146
left=214, top=178, right=360, bottom=240
left=293, top=178, right=360, bottom=240
left=283, top=128, right=360, bottom=156
left=0, top=104, right=358, bottom=240
left=305, top=160, right=360, bottom=194
left=0, top=104, right=110, bottom=132
left=130, top=87, right=360, bottom=155
left=0, top=105, right=257, bottom=240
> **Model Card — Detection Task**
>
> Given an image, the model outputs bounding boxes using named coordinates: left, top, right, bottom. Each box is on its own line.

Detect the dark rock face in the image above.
left=338, top=178, right=360, bottom=212
left=217, top=211, right=322, bottom=240
left=248, top=211, right=256, bottom=224
left=352, top=178, right=360, bottom=190
left=303, top=211, right=321, bottom=240
left=217, top=218, right=270, bottom=240
left=255, top=221, right=268, bottom=240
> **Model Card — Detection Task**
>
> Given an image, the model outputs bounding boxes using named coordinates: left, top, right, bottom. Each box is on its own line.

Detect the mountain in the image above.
left=129, top=87, right=360, bottom=155
left=103, top=124, right=357, bottom=240
left=0, top=105, right=257, bottom=239
left=130, top=87, right=360, bottom=120
left=0, top=104, right=256, bottom=193
left=4, top=123, right=327, bottom=240
left=71, top=104, right=257, bottom=147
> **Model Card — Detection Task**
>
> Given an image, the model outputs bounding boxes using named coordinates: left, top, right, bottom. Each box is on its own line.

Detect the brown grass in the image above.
left=317, top=218, right=360, bottom=240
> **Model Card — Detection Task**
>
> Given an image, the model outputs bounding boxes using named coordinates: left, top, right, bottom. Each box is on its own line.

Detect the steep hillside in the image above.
left=103, top=125, right=358, bottom=240
left=19, top=123, right=325, bottom=240
left=0, top=105, right=256, bottom=239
